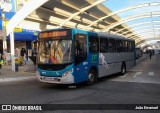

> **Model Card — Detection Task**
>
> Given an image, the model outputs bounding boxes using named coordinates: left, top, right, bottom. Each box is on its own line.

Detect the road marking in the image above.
left=128, top=70, right=142, bottom=72
left=120, top=74, right=128, bottom=78
left=148, top=72, right=154, bottom=76
left=133, top=72, right=142, bottom=78
left=0, top=76, right=36, bottom=82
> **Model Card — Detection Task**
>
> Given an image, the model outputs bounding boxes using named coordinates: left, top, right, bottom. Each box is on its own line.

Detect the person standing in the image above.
left=0, top=49, right=3, bottom=55
left=0, top=54, right=3, bottom=70
left=20, top=48, right=26, bottom=57
left=20, top=48, right=26, bottom=65
left=149, top=50, right=152, bottom=59
left=23, top=53, right=27, bottom=66
left=15, top=48, right=20, bottom=57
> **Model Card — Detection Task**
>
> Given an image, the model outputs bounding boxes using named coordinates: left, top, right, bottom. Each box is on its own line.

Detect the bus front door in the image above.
left=74, top=34, right=88, bottom=83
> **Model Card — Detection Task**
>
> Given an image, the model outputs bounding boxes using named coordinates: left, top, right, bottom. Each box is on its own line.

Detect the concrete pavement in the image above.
left=0, top=54, right=158, bottom=83
left=0, top=54, right=160, bottom=113
left=109, top=54, right=160, bottom=84
left=0, top=58, right=36, bottom=82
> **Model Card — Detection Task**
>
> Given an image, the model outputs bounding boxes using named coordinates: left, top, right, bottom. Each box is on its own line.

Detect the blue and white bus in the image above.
left=36, top=28, right=135, bottom=85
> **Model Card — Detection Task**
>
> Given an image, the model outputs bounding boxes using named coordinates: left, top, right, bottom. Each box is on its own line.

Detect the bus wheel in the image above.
left=86, top=69, right=97, bottom=85
left=120, top=63, right=126, bottom=75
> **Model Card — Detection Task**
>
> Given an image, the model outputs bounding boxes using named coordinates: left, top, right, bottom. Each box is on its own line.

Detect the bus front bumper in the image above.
left=36, top=71, right=74, bottom=84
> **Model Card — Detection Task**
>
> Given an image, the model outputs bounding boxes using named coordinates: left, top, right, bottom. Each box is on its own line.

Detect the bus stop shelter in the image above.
left=6, top=0, right=160, bottom=71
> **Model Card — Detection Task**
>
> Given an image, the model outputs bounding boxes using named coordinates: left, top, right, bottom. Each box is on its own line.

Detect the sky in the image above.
left=103, top=0, right=160, bottom=46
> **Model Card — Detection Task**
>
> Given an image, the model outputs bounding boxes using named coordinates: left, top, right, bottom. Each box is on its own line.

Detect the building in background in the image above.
left=0, top=0, right=38, bottom=54
left=14, top=0, right=30, bottom=12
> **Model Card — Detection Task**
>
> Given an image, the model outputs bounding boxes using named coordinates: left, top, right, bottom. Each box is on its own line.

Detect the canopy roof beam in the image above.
left=84, top=2, right=160, bottom=30
left=114, top=20, right=160, bottom=34
left=60, top=0, right=110, bottom=25
left=102, top=11, right=160, bottom=32
left=136, top=38, right=160, bottom=46
left=59, top=0, right=106, bottom=27
left=121, top=25, right=153, bottom=35
left=126, top=29, right=160, bottom=37
left=122, top=26, right=160, bottom=36
left=6, top=0, right=49, bottom=35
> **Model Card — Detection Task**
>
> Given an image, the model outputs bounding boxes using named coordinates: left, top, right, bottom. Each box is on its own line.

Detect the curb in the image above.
left=0, top=76, right=36, bottom=83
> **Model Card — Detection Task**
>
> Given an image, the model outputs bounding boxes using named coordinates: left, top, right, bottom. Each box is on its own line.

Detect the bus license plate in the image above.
left=44, top=77, right=55, bottom=81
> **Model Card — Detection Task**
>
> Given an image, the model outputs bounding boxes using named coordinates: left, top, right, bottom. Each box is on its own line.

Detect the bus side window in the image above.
left=127, top=41, right=132, bottom=52
left=100, top=37, right=108, bottom=53
left=116, top=40, right=122, bottom=53
left=89, top=35, right=99, bottom=53
left=108, top=39, right=116, bottom=53
left=132, top=41, right=135, bottom=52
left=123, top=40, right=128, bottom=52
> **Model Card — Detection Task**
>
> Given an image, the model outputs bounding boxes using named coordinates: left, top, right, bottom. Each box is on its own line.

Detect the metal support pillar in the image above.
left=2, top=10, right=7, bottom=54
left=10, top=31, right=15, bottom=71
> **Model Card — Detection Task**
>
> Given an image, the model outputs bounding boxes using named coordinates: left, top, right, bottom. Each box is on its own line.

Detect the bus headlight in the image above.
left=62, top=68, right=73, bottom=78
left=61, top=68, right=74, bottom=84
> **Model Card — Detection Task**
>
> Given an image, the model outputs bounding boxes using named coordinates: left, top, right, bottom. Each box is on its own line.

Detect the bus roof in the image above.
left=39, top=28, right=134, bottom=41
left=97, top=32, right=134, bottom=41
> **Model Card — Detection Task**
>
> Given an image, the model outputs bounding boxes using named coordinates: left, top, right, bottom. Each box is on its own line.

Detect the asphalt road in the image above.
left=0, top=54, right=160, bottom=113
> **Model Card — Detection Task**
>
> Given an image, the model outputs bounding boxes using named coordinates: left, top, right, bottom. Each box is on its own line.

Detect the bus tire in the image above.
left=86, top=69, right=97, bottom=85
left=120, top=63, right=126, bottom=75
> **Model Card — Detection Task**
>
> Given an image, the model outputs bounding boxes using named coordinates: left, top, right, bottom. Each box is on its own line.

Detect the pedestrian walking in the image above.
left=149, top=51, right=152, bottom=59
left=0, top=54, right=3, bottom=72
left=20, top=48, right=26, bottom=57
left=23, top=53, right=27, bottom=66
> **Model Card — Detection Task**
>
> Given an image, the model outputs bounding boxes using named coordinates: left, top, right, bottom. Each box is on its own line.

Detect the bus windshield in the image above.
left=37, top=38, right=73, bottom=64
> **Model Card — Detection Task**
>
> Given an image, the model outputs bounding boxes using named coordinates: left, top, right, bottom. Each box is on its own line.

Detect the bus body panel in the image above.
left=37, top=64, right=73, bottom=77
left=72, top=29, right=89, bottom=83
left=72, top=29, right=99, bottom=83
left=37, top=63, right=74, bottom=84
left=98, top=48, right=135, bottom=77
left=73, top=54, right=99, bottom=83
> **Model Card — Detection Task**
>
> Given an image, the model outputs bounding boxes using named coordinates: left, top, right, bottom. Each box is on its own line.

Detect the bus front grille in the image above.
left=37, top=63, right=72, bottom=71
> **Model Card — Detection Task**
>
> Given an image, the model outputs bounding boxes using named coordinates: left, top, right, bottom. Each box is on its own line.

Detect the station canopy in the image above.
left=6, top=0, right=160, bottom=47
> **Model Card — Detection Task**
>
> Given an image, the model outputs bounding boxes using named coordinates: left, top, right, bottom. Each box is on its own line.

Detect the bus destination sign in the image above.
left=39, top=30, right=71, bottom=38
